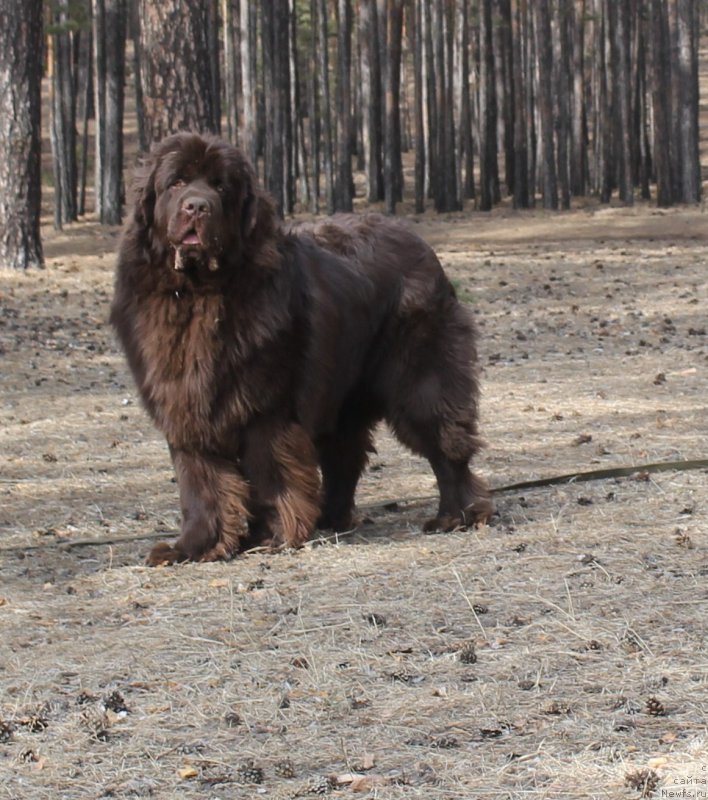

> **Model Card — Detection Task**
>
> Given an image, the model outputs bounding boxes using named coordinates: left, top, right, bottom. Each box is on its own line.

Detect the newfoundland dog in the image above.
left=111, top=132, right=492, bottom=565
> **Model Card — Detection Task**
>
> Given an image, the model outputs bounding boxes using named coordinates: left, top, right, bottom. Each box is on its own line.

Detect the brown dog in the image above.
left=110, top=132, right=492, bottom=565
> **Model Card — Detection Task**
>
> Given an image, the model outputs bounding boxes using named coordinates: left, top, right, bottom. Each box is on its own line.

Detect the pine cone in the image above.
left=79, top=706, right=110, bottom=740
left=300, top=774, right=334, bottom=795
left=431, top=734, right=459, bottom=749
left=0, top=720, right=13, bottom=743
left=274, top=759, right=296, bottom=779
left=458, top=645, right=477, bottom=664
left=645, top=696, right=667, bottom=716
left=236, top=759, right=264, bottom=785
left=103, top=690, right=129, bottom=715
left=624, top=768, right=659, bottom=797
left=25, top=714, right=48, bottom=733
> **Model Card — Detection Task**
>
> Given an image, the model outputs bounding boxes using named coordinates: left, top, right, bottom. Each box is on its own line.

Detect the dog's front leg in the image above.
left=146, top=447, right=250, bottom=565
left=241, top=421, right=321, bottom=549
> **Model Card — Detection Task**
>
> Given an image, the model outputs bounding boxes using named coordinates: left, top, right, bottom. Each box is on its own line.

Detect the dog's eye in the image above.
left=171, top=179, right=186, bottom=190
left=214, top=182, right=225, bottom=194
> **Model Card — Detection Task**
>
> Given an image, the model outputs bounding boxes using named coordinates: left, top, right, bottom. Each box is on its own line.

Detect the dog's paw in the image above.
left=317, top=511, right=356, bottom=532
left=465, top=498, right=495, bottom=526
left=199, top=541, right=236, bottom=562
left=424, top=500, right=494, bottom=533
left=423, top=514, right=462, bottom=533
left=145, top=541, right=188, bottom=566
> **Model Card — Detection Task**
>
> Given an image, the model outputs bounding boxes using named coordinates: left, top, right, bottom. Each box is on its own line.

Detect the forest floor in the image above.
left=1, top=195, right=707, bottom=799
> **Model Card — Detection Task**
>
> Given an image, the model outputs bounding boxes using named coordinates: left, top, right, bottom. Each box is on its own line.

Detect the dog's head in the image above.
left=132, top=132, right=274, bottom=278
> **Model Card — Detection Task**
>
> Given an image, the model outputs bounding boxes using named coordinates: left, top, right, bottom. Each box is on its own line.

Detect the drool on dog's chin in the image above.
left=169, top=229, right=220, bottom=274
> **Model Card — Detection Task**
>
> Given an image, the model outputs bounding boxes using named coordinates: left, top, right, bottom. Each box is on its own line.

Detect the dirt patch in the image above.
left=1, top=201, right=707, bottom=799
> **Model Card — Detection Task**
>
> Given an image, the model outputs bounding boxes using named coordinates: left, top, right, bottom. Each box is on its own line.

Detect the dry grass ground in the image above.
left=1, top=199, right=707, bottom=800
left=2, top=43, right=708, bottom=799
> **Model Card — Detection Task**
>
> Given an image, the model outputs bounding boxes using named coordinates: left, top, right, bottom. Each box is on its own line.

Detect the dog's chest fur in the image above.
left=134, top=291, right=254, bottom=449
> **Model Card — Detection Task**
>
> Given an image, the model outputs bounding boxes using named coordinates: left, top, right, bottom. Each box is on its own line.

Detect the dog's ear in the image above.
left=131, top=155, right=157, bottom=229
left=240, top=178, right=258, bottom=239
left=240, top=173, right=277, bottom=248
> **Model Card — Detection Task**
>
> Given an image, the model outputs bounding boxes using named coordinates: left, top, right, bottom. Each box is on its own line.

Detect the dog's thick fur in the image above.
left=110, top=132, right=492, bottom=565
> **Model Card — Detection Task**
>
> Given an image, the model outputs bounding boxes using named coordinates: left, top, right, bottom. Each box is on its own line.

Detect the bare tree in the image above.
left=496, top=0, right=515, bottom=196
left=649, top=0, right=673, bottom=206
left=307, top=0, right=321, bottom=212
left=93, top=0, right=127, bottom=224
left=334, top=0, right=354, bottom=211
left=382, top=0, right=405, bottom=213
left=0, top=0, right=43, bottom=269
left=360, top=0, right=384, bottom=202
left=77, top=26, right=94, bottom=215
left=456, top=0, right=475, bottom=202
left=238, top=0, right=258, bottom=165
left=610, top=0, right=634, bottom=204
left=50, top=0, right=78, bottom=228
left=137, top=0, right=220, bottom=147
left=510, top=0, right=530, bottom=207
left=479, top=0, right=500, bottom=210
left=570, top=0, right=587, bottom=196
left=533, top=0, right=558, bottom=209
left=262, top=0, right=291, bottom=214
left=676, top=0, right=701, bottom=202
left=411, top=0, right=425, bottom=212
left=222, top=0, right=240, bottom=142
left=316, top=0, right=335, bottom=212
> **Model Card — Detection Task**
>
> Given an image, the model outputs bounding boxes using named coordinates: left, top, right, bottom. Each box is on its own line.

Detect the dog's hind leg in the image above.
left=390, top=404, right=493, bottom=531
left=425, top=418, right=493, bottom=530
left=385, top=304, right=493, bottom=531
left=317, top=424, right=376, bottom=531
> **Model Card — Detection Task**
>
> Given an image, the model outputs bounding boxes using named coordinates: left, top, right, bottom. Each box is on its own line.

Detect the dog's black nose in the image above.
left=182, top=196, right=210, bottom=215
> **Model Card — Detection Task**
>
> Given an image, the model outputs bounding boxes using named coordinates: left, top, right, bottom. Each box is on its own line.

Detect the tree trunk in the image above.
left=0, top=0, right=43, bottom=269
left=382, top=0, right=404, bottom=212
left=423, top=0, right=437, bottom=202
left=611, top=0, right=634, bottom=204
left=138, top=0, right=220, bottom=146
left=570, top=0, right=587, bottom=195
left=206, top=0, right=221, bottom=134
left=50, top=0, right=78, bottom=229
left=411, top=0, right=425, bottom=212
left=96, top=0, right=127, bottom=224
left=533, top=0, right=558, bottom=209
left=360, top=0, right=384, bottom=202
left=316, top=0, right=335, bottom=212
left=222, top=0, right=239, bottom=142
left=334, top=0, right=353, bottom=211
left=676, top=0, right=700, bottom=202
left=497, top=0, right=515, bottom=196
left=446, top=1, right=460, bottom=208
left=555, top=0, right=571, bottom=208
left=524, top=0, right=536, bottom=202
left=478, top=0, right=499, bottom=210
left=510, top=0, right=529, bottom=207
left=649, top=0, right=673, bottom=206
left=634, top=3, right=652, bottom=200
left=239, top=0, right=258, bottom=165
left=77, top=29, right=93, bottom=216
left=457, top=0, right=475, bottom=201
left=130, top=0, right=148, bottom=153
left=290, top=0, right=310, bottom=209
left=308, top=0, right=321, bottom=212
left=262, top=1, right=291, bottom=215
left=591, top=0, right=613, bottom=201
